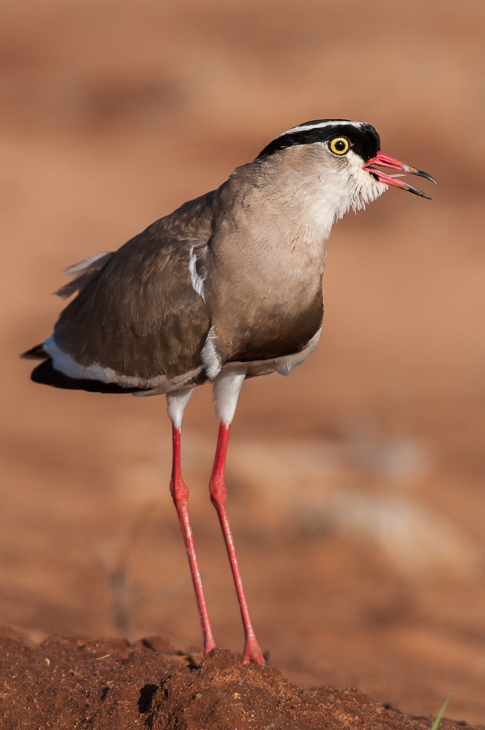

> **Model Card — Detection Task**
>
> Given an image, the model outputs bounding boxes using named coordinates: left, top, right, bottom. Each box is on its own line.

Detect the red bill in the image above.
left=364, top=151, right=437, bottom=199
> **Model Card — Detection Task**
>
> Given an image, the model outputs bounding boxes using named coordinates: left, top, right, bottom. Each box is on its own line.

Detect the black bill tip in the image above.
left=404, top=165, right=437, bottom=186
left=405, top=183, right=432, bottom=200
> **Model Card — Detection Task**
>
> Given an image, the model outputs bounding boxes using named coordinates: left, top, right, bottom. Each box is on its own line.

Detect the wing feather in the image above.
left=53, top=231, right=210, bottom=381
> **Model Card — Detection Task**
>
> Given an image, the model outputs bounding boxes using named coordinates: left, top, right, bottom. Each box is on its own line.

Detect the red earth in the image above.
left=1, top=627, right=482, bottom=730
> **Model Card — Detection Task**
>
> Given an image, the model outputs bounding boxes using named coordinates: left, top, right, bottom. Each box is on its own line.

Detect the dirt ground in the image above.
left=1, top=627, right=482, bottom=730
left=2, top=0, right=485, bottom=726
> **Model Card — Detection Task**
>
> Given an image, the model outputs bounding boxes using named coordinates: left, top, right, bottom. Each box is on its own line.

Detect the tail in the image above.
left=21, top=344, right=49, bottom=360
left=21, top=344, right=144, bottom=394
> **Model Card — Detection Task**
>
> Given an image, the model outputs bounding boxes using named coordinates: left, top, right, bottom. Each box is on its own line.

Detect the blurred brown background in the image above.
left=1, top=0, right=485, bottom=723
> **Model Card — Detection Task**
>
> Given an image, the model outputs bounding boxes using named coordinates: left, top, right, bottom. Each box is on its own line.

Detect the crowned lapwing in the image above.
left=22, top=119, right=436, bottom=665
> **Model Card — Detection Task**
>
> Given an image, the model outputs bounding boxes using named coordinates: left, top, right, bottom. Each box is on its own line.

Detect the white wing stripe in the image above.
left=188, top=246, right=206, bottom=302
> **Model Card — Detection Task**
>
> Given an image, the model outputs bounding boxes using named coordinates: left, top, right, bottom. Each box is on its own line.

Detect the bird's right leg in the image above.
left=166, top=388, right=216, bottom=654
left=210, top=369, right=265, bottom=666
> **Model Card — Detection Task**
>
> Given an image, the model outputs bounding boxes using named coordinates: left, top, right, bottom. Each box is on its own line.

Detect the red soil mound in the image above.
left=0, top=626, right=481, bottom=730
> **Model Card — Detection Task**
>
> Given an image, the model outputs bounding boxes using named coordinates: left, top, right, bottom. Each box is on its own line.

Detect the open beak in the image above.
left=364, top=151, right=437, bottom=199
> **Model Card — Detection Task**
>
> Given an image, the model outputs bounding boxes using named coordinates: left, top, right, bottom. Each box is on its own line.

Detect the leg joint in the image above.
left=209, top=476, right=228, bottom=506
left=170, top=477, right=189, bottom=504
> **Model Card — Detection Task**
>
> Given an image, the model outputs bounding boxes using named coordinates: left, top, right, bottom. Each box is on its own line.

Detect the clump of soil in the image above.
left=0, top=626, right=481, bottom=730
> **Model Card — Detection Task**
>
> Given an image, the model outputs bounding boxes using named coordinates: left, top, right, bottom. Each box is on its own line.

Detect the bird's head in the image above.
left=256, top=119, right=436, bottom=224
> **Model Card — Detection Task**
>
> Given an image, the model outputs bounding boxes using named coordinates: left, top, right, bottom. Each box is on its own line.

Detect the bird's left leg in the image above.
left=166, top=388, right=217, bottom=655
left=210, top=368, right=265, bottom=666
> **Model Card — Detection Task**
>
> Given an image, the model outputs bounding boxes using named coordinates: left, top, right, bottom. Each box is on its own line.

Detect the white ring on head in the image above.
left=278, top=120, right=364, bottom=139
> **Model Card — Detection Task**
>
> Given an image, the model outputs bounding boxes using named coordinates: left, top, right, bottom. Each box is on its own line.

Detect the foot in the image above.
left=241, top=636, right=265, bottom=666
left=203, top=637, right=217, bottom=654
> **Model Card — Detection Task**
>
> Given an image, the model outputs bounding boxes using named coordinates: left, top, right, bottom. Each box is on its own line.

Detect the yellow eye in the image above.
left=329, top=137, right=350, bottom=155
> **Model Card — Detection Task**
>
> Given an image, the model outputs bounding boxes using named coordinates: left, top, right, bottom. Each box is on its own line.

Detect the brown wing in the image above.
left=53, top=228, right=211, bottom=382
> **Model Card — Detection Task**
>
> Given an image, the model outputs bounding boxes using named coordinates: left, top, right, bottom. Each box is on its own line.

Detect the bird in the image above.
left=22, top=119, right=436, bottom=665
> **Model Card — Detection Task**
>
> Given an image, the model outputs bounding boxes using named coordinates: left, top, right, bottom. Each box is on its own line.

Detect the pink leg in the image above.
left=209, top=423, right=265, bottom=665
left=170, top=425, right=216, bottom=655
